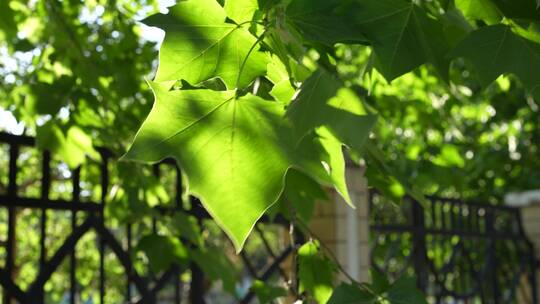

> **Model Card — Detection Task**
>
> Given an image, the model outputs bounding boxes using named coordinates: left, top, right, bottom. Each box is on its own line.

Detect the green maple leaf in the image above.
left=123, top=82, right=341, bottom=250
left=451, top=25, right=540, bottom=100
left=328, top=283, right=376, bottom=304
left=287, top=70, right=376, bottom=152
left=143, top=0, right=268, bottom=89
left=266, top=54, right=296, bottom=104
left=353, top=0, right=450, bottom=81
left=315, top=127, right=351, bottom=205
left=286, top=70, right=376, bottom=206
left=285, top=0, right=368, bottom=46
left=386, top=277, right=427, bottom=304
left=123, top=84, right=289, bottom=250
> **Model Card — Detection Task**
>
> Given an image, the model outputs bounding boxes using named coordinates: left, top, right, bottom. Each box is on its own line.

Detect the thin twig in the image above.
left=285, top=200, right=301, bottom=299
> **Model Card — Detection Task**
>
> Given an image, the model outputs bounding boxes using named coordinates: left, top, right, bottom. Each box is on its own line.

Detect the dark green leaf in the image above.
left=328, top=283, right=376, bottom=304
left=386, top=277, right=427, bottom=304
left=190, top=247, right=238, bottom=294
left=286, top=0, right=368, bottom=46
left=451, top=25, right=540, bottom=100
left=490, top=0, right=540, bottom=21
left=370, top=270, right=390, bottom=294
left=354, top=0, right=450, bottom=80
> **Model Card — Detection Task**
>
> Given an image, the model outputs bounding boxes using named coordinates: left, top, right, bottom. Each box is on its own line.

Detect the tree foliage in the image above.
left=2, top=0, right=540, bottom=302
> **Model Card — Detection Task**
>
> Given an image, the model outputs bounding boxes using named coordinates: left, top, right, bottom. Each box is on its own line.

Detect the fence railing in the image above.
left=2, top=130, right=538, bottom=303
left=0, top=132, right=298, bottom=303
left=370, top=191, right=538, bottom=303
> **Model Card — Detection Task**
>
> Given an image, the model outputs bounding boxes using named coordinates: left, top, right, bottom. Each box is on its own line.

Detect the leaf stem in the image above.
left=234, top=28, right=269, bottom=91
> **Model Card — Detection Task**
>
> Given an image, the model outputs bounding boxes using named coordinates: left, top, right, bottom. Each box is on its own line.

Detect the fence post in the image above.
left=530, top=242, right=538, bottom=304
left=190, top=262, right=206, bottom=304
left=5, top=144, right=19, bottom=304
left=485, top=210, right=500, bottom=303
left=411, top=199, right=428, bottom=292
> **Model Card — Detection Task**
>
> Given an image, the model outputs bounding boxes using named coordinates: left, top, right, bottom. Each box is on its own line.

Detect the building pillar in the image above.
left=519, top=202, right=540, bottom=303
left=309, top=165, right=370, bottom=282
left=506, top=192, right=540, bottom=303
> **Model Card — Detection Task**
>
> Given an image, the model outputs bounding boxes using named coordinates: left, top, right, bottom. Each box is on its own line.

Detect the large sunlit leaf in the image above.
left=451, top=25, right=540, bottom=99
left=353, top=0, right=450, bottom=80
left=123, top=84, right=295, bottom=250
left=224, top=0, right=259, bottom=24
left=143, top=0, right=268, bottom=89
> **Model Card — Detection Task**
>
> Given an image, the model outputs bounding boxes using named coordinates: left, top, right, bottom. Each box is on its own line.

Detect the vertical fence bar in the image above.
left=152, top=164, right=160, bottom=234
left=486, top=210, right=500, bottom=303
left=175, top=166, right=182, bottom=209
left=99, top=154, right=109, bottom=304
left=39, top=150, right=51, bottom=304
left=71, top=167, right=81, bottom=304
left=126, top=224, right=132, bottom=302
left=4, top=144, right=19, bottom=304
left=189, top=262, right=205, bottom=304
left=174, top=267, right=181, bottom=304
left=530, top=245, right=538, bottom=304
left=411, top=199, right=428, bottom=292
left=175, top=165, right=182, bottom=303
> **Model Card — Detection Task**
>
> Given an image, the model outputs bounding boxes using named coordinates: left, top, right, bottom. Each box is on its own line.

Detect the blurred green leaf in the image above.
left=190, top=246, right=238, bottom=294
left=251, top=280, right=287, bottom=303
left=298, top=240, right=335, bottom=303
left=136, top=234, right=188, bottom=273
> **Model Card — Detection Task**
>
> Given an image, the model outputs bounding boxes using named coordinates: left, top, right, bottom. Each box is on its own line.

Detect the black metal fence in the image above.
left=2, top=131, right=539, bottom=303
left=0, top=132, right=297, bottom=303
left=370, top=192, right=539, bottom=303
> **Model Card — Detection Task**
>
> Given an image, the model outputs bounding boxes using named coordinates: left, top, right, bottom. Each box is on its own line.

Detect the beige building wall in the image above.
left=309, top=165, right=371, bottom=282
